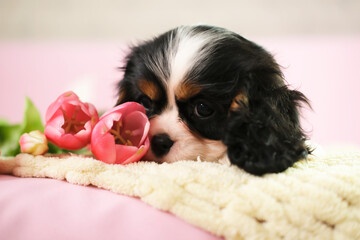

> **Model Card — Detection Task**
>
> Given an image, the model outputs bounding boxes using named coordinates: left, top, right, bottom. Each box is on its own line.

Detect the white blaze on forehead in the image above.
left=142, top=25, right=235, bottom=106
left=170, top=28, right=210, bottom=88
left=167, top=26, right=231, bottom=105
left=148, top=107, right=180, bottom=138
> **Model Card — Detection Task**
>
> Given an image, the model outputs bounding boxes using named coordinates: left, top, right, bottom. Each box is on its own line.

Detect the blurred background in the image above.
left=0, top=0, right=359, bottom=149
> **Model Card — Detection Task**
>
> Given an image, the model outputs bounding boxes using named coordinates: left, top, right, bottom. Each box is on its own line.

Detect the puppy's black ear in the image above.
left=223, top=74, right=310, bottom=175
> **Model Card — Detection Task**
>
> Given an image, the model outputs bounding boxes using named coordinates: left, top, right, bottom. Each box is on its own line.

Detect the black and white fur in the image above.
left=117, top=25, right=310, bottom=175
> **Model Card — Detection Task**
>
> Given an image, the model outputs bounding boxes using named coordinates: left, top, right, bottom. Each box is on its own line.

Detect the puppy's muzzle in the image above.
left=151, top=133, right=174, bottom=157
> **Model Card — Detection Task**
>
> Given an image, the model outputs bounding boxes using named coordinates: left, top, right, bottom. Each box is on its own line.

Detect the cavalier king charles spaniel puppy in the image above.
left=116, top=25, right=310, bottom=175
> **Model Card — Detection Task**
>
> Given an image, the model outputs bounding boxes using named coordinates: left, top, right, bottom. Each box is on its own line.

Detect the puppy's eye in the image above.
left=194, top=101, right=214, bottom=118
left=138, top=95, right=153, bottom=111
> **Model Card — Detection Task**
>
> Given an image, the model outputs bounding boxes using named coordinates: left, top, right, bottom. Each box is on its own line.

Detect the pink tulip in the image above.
left=44, top=91, right=99, bottom=150
left=91, top=102, right=150, bottom=164
left=19, top=130, right=49, bottom=155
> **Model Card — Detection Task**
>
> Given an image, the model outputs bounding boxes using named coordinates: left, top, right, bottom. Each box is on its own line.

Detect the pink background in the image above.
left=0, top=37, right=359, bottom=147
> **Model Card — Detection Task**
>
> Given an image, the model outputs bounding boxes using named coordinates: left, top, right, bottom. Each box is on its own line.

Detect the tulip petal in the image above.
left=46, top=110, right=66, bottom=131
left=101, top=102, right=145, bottom=119
left=91, top=133, right=117, bottom=164
left=122, top=138, right=150, bottom=165
left=122, top=111, right=150, bottom=147
left=91, top=120, right=108, bottom=147
left=85, top=103, right=99, bottom=126
left=114, top=144, right=139, bottom=164
left=53, top=134, right=86, bottom=150
left=72, top=121, right=92, bottom=144
left=45, top=124, right=64, bottom=140
left=20, top=140, right=36, bottom=153
left=45, top=91, right=79, bottom=122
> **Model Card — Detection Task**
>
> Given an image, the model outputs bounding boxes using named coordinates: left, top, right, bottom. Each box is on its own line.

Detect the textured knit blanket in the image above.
left=1, top=151, right=360, bottom=240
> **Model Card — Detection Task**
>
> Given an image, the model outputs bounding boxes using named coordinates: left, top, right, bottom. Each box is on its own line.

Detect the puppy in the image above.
left=116, top=25, right=310, bottom=175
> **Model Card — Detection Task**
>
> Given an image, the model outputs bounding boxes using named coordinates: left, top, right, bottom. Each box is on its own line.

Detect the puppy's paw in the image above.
left=224, top=110, right=308, bottom=175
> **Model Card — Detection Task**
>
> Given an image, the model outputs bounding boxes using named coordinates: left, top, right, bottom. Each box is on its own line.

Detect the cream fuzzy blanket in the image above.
left=1, top=151, right=360, bottom=240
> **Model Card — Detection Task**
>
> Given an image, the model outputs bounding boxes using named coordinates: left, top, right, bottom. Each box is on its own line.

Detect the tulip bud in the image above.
left=19, top=130, right=49, bottom=155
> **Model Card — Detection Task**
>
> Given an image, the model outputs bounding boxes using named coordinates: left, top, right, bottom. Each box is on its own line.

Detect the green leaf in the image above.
left=0, top=97, right=45, bottom=156
left=20, top=97, right=44, bottom=133
left=0, top=124, right=22, bottom=156
left=47, top=142, right=64, bottom=154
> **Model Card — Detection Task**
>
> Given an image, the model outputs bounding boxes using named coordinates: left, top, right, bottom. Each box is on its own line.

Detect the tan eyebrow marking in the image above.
left=137, top=79, right=161, bottom=101
left=175, top=82, right=202, bottom=101
left=230, top=92, right=248, bottom=111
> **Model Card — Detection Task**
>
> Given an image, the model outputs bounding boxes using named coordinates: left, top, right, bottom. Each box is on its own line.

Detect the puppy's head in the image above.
left=117, top=25, right=309, bottom=175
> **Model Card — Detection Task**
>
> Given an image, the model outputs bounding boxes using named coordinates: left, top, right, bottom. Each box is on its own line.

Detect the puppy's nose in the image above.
left=151, top=133, right=174, bottom=157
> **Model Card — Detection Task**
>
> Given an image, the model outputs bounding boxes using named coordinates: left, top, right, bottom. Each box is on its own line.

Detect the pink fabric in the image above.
left=0, top=175, right=222, bottom=240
